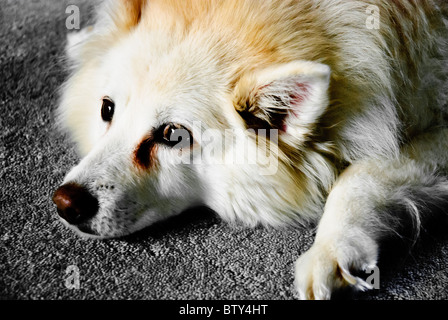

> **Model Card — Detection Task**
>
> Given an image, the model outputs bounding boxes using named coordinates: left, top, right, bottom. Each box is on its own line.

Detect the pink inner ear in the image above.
left=282, top=82, right=309, bottom=133
left=290, top=82, right=310, bottom=108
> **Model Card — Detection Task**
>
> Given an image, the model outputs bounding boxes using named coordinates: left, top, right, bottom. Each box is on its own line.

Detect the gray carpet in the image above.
left=1, top=0, right=448, bottom=300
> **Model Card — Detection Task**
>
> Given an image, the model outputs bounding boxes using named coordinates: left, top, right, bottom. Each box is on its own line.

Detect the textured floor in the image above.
left=1, top=0, right=447, bottom=300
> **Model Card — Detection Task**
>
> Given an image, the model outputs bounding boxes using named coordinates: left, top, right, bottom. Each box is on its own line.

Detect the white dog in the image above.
left=53, top=0, right=448, bottom=299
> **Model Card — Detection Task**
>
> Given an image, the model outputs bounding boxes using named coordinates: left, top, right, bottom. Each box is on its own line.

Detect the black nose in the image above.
left=52, top=183, right=99, bottom=225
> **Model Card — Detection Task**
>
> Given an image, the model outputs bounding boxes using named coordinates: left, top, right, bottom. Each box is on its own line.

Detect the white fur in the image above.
left=56, top=0, right=448, bottom=299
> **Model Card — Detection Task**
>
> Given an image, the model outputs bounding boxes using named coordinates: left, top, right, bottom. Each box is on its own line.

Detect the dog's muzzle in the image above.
left=52, top=183, right=99, bottom=225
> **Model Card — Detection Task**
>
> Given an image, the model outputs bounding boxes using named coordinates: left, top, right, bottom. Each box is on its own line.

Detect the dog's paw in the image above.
left=294, top=236, right=378, bottom=300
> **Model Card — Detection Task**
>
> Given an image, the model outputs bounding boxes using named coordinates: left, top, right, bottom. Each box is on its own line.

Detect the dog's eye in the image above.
left=161, top=123, right=193, bottom=148
left=101, top=97, right=115, bottom=122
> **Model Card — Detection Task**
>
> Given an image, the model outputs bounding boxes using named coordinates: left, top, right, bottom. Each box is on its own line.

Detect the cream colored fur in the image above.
left=56, top=0, right=448, bottom=299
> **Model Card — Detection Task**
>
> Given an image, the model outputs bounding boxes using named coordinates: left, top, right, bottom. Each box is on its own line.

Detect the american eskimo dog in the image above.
left=53, top=0, right=448, bottom=299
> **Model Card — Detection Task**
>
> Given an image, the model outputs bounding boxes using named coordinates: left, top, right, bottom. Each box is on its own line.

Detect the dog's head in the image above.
left=53, top=0, right=334, bottom=238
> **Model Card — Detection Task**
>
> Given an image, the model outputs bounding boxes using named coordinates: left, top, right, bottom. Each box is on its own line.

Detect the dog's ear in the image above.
left=65, top=0, right=145, bottom=65
left=234, top=61, right=331, bottom=138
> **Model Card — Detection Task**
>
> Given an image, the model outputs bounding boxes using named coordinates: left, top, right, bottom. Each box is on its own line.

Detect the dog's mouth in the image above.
left=52, top=174, right=203, bottom=239
left=76, top=224, right=97, bottom=236
left=53, top=182, right=145, bottom=239
left=58, top=212, right=144, bottom=239
left=56, top=216, right=103, bottom=239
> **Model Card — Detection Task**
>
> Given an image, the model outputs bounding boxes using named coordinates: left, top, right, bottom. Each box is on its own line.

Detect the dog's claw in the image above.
left=294, top=241, right=378, bottom=300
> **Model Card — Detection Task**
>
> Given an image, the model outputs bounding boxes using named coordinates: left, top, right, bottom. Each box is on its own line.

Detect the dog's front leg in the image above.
left=295, top=130, right=448, bottom=299
left=294, top=162, right=383, bottom=300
